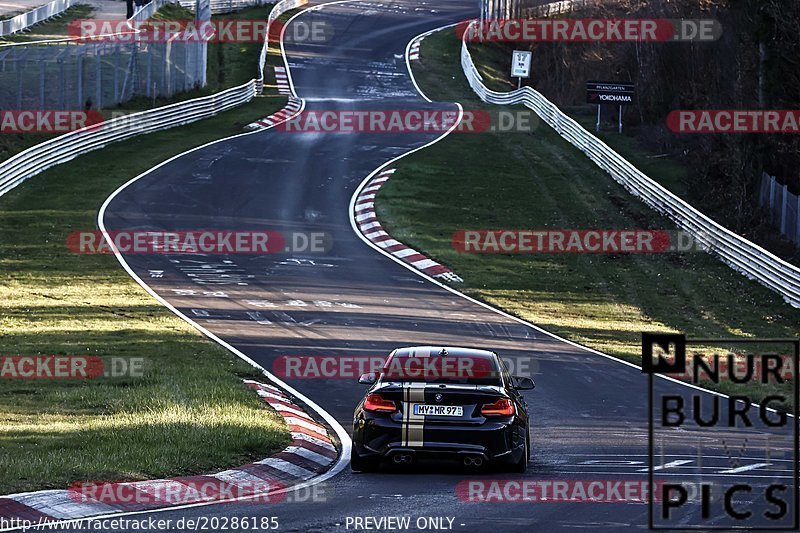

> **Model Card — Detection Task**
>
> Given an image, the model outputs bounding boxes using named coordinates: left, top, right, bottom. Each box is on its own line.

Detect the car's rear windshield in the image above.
left=381, top=354, right=502, bottom=385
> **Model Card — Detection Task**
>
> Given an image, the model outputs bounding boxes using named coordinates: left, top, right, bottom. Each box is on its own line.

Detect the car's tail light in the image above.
left=481, top=398, right=515, bottom=416
left=364, top=393, right=397, bottom=413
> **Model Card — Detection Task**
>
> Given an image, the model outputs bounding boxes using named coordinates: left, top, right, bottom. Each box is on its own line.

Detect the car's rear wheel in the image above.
left=350, top=448, right=379, bottom=472
left=513, top=430, right=530, bottom=473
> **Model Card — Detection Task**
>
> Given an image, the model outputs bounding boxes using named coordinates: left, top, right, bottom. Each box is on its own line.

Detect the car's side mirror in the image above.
left=358, top=372, right=378, bottom=385
left=513, top=376, right=535, bottom=390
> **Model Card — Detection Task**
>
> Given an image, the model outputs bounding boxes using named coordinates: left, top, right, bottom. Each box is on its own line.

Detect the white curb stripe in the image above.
left=411, top=258, right=438, bottom=270
left=254, top=459, right=316, bottom=480
left=284, top=417, right=327, bottom=435
left=376, top=239, right=402, bottom=249
left=270, top=403, right=313, bottom=420
left=291, top=432, right=336, bottom=451
left=392, top=248, right=419, bottom=258
left=283, top=446, right=334, bottom=467
left=8, top=491, right=120, bottom=520
left=359, top=221, right=381, bottom=231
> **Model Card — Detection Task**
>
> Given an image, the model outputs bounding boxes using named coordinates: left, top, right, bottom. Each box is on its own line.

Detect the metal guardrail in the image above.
left=178, top=0, right=273, bottom=14
left=0, top=0, right=76, bottom=36
left=131, top=0, right=177, bottom=23
left=256, top=0, right=307, bottom=93
left=460, top=20, right=800, bottom=308
left=0, top=0, right=171, bottom=36
left=0, top=1, right=207, bottom=112
left=0, top=79, right=256, bottom=197
left=0, top=0, right=306, bottom=197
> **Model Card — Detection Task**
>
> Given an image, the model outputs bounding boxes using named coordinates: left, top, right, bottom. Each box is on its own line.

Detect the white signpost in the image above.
left=511, top=50, right=532, bottom=90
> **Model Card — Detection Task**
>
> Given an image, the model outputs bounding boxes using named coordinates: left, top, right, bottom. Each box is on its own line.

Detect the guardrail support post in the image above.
left=769, top=175, right=776, bottom=209
left=95, top=44, right=102, bottom=109
left=39, top=58, right=46, bottom=108
left=76, top=49, right=83, bottom=108
left=114, top=44, right=121, bottom=103
left=596, top=104, right=600, bottom=132
left=781, top=184, right=788, bottom=235
left=796, top=194, right=800, bottom=244
left=16, top=56, right=23, bottom=109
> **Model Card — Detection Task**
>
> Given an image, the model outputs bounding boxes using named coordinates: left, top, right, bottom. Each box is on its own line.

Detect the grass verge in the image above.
left=383, top=30, right=800, bottom=405
left=0, top=4, right=276, bottom=163
left=3, top=4, right=95, bottom=42
left=0, top=13, right=293, bottom=493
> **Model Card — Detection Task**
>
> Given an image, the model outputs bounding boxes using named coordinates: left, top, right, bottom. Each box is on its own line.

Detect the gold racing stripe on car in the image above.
left=401, top=382, right=426, bottom=447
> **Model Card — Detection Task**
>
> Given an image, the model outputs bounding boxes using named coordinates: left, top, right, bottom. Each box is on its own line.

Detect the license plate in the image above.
left=413, top=404, right=463, bottom=417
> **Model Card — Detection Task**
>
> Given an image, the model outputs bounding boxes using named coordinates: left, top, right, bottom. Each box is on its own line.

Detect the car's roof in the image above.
left=392, top=346, right=497, bottom=358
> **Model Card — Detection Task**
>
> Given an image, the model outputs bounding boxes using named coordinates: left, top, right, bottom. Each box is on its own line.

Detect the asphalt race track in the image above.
left=94, top=1, right=796, bottom=531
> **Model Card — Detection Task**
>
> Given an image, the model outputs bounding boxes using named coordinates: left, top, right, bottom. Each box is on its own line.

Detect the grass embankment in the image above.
left=383, top=30, right=800, bottom=404
left=0, top=4, right=278, bottom=162
left=0, top=0, right=292, bottom=493
left=3, top=4, right=95, bottom=42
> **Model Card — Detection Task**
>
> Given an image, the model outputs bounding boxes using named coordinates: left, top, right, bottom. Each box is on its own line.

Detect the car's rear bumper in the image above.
left=353, top=415, right=526, bottom=465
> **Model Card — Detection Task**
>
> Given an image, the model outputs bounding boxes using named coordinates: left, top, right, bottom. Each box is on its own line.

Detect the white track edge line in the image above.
left=0, top=13, right=350, bottom=533
left=352, top=23, right=793, bottom=413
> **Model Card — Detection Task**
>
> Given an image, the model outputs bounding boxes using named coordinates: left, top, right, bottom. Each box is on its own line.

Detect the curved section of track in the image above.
left=97, top=1, right=794, bottom=531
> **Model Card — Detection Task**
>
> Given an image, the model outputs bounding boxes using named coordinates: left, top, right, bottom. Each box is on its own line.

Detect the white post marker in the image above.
left=511, top=50, right=531, bottom=90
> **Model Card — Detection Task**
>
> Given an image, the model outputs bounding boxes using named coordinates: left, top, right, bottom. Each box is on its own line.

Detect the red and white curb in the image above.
left=247, top=97, right=303, bottom=130
left=408, top=38, right=422, bottom=60
left=354, top=168, right=462, bottom=283
left=0, top=380, right=337, bottom=525
left=274, top=66, right=292, bottom=95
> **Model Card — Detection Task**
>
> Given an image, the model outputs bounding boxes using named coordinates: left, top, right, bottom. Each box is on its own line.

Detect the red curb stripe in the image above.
left=239, top=463, right=300, bottom=483
left=292, top=440, right=337, bottom=460
left=263, top=398, right=306, bottom=412
left=0, top=498, right=55, bottom=521
left=267, top=404, right=314, bottom=422
left=424, top=264, right=451, bottom=275
left=371, top=234, right=393, bottom=243
left=289, top=419, right=327, bottom=433
left=273, top=452, right=326, bottom=473
left=355, top=168, right=459, bottom=281
left=401, top=253, right=427, bottom=263
left=289, top=425, right=330, bottom=441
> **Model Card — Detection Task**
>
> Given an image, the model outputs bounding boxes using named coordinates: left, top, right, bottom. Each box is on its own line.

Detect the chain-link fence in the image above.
left=479, top=0, right=594, bottom=20
left=0, top=38, right=207, bottom=110
left=761, top=173, right=800, bottom=245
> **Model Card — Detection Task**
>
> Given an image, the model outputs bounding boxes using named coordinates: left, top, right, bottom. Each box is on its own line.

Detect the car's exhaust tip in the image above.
left=463, top=455, right=484, bottom=467
left=392, top=453, right=413, bottom=464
